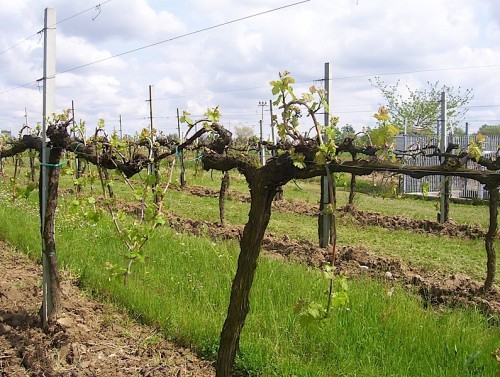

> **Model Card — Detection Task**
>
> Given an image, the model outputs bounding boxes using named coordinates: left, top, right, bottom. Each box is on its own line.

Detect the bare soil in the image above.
left=0, top=241, right=215, bottom=377
left=177, top=184, right=495, bottom=239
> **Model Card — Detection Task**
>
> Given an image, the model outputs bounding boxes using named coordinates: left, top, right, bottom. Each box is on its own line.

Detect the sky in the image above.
left=0, top=0, right=499, bottom=140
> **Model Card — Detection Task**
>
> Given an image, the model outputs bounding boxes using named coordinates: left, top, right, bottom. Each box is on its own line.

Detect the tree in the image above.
left=233, top=125, right=255, bottom=145
left=371, top=77, right=473, bottom=135
left=334, top=124, right=355, bottom=144
left=477, top=124, right=500, bottom=137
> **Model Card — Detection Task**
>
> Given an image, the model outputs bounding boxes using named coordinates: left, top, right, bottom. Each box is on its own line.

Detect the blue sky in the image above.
left=1, top=0, right=499, bottom=139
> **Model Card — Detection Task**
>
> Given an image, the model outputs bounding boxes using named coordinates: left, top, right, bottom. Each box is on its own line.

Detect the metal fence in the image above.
left=394, top=134, right=499, bottom=199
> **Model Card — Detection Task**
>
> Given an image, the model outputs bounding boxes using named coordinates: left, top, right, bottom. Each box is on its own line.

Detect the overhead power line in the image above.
left=334, top=64, right=500, bottom=80
left=56, top=0, right=311, bottom=76
left=0, top=0, right=113, bottom=56
left=0, top=0, right=310, bottom=96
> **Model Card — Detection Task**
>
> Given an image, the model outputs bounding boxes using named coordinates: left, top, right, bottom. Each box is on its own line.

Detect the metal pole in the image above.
left=149, top=85, right=154, bottom=135
left=259, top=119, right=265, bottom=166
left=269, top=99, right=275, bottom=146
left=319, top=62, right=331, bottom=248
left=258, top=101, right=267, bottom=166
left=177, top=108, right=186, bottom=186
left=463, top=121, right=469, bottom=197
left=147, top=85, right=159, bottom=202
left=71, top=100, right=75, bottom=129
left=402, top=119, right=407, bottom=195
left=439, top=91, right=447, bottom=223
left=41, top=7, right=56, bottom=325
left=24, top=107, right=29, bottom=128
left=119, top=114, right=123, bottom=140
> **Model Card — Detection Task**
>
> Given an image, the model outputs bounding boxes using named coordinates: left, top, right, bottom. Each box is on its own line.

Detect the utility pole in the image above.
left=41, top=7, right=56, bottom=327
left=258, top=101, right=267, bottom=166
left=319, top=62, right=331, bottom=248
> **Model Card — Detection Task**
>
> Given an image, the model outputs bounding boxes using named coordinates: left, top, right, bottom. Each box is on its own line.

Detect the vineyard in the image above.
left=0, top=75, right=499, bottom=376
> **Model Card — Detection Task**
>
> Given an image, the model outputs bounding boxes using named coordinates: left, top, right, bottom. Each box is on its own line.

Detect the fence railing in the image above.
left=393, top=134, right=499, bottom=199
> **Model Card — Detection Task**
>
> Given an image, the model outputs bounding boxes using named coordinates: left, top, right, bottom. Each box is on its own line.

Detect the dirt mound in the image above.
left=163, top=214, right=500, bottom=315
left=0, top=241, right=215, bottom=376
left=339, top=204, right=490, bottom=239
left=173, top=184, right=250, bottom=203
left=174, top=184, right=492, bottom=240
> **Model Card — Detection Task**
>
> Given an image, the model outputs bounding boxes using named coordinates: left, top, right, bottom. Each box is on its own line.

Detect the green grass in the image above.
left=174, top=167, right=491, bottom=228
left=3, top=162, right=497, bottom=279
left=0, top=189, right=498, bottom=376
left=156, top=187, right=495, bottom=280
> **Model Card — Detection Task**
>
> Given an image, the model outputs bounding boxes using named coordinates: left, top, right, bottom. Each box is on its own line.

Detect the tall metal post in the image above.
left=269, top=99, right=275, bottom=146
left=402, top=119, right=407, bottom=195
left=177, top=108, right=186, bottom=186
left=24, top=107, right=29, bottom=128
left=41, top=7, right=56, bottom=325
left=71, top=100, right=75, bottom=129
left=119, top=114, right=123, bottom=140
left=439, top=91, right=447, bottom=223
left=148, top=85, right=159, bottom=203
left=464, top=121, right=469, bottom=196
left=319, top=62, right=331, bottom=248
left=258, top=101, right=267, bottom=166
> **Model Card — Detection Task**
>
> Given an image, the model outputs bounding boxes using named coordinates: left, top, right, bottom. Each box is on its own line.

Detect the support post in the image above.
left=41, top=7, right=56, bottom=327
left=402, top=119, right=407, bottom=195
left=269, top=99, right=275, bottom=145
left=149, top=85, right=154, bottom=136
left=258, top=101, right=267, bottom=166
left=464, top=121, right=469, bottom=196
left=319, top=62, right=331, bottom=248
left=119, top=114, right=123, bottom=140
left=439, top=91, right=448, bottom=223
left=177, top=108, right=186, bottom=187
left=147, top=85, right=160, bottom=204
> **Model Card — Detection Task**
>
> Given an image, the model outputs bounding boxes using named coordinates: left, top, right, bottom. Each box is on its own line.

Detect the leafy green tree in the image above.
left=477, top=124, right=500, bottom=136
left=335, top=124, right=356, bottom=144
left=233, top=125, right=255, bottom=145
left=371, top=77, right=473, bottom=135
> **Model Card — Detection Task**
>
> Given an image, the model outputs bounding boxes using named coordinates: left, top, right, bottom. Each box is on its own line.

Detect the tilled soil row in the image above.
left=166, top=213, right=500, bottom=315
left=0, top=241, right=215, bottom=377
left=175, top=184, right=493, bottom=240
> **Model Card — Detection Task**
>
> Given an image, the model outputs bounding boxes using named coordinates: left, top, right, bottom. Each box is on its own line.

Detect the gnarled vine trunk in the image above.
left=219, top=171, right=230, bottom=227
left=348, top=173, right=356, bottom=205
left=216, top=177, right=277, bottom=377
left=39, top=146, right=63, bottom=329
left=484, top=185, right=498, bottom=291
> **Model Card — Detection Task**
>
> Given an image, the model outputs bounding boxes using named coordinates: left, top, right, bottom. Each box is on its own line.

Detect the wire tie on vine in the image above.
left=40, top=160, right=68, bottom=168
